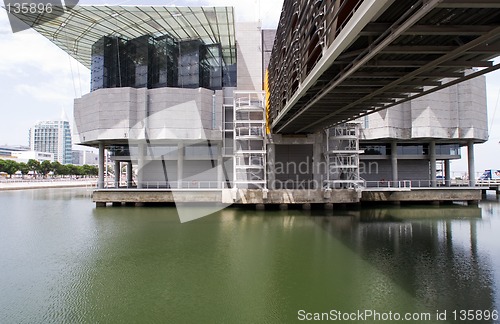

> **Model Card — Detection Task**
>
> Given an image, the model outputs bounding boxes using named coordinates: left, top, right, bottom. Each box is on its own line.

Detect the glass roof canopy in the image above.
left=14, top=5, right=236, bottom=69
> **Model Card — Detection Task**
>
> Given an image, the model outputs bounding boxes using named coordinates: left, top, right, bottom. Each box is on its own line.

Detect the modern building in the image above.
left=29, top=120, right=72, bottom=164
left=358, top=72, right=487, bottom=185
left=11, top=151, right=54, bottom=163
left=72, top=150, right=99, bottom=166
left=14, top=3, right=500, bottom=206
left=0, top=145, right=30, bottom=158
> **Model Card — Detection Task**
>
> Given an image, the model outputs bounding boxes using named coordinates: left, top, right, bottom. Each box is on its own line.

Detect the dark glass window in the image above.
left=436, top=144, right=460, bottom=156
left=397, top=144, right=426, bottom=155
left=91, top=34, right=226, bottom=91
left=361, top=145, right=387, bottom=155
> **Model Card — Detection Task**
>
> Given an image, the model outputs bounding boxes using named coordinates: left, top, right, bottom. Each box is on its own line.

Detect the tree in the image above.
left=65, top=164, right=78, bottom=176
left=2, top=160, right=19, bottom=178
left=18, top=162, right=30, bottom=179
left=27, top=159, right=41, bottom=178
left=82, top=164, right=98, bottom=176
left=50, top=161, right=65, bottom=176
left=40, top=160, right=52, bottom=177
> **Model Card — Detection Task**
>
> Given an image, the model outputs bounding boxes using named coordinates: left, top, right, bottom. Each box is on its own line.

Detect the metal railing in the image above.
left=0, top=177, right=97, bottom=183
left=134, top=181, right=223, bottom=190
left=364, top=180, right=412, bottom=189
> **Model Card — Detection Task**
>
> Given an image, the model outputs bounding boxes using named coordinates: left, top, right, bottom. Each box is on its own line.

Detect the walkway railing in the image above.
left=364, top=180, right=412, bottom=189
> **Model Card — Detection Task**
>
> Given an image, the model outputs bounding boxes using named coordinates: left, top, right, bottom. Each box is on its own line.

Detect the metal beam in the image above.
left=361, top=23, right=497, bottom=36
left=343, top=60, right=494, bottom=67
left=438, top=0, right=500, bottom=8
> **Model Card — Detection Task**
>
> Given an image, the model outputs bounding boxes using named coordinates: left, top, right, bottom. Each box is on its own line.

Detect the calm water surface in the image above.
left=0, top=188, right=499, bottom=323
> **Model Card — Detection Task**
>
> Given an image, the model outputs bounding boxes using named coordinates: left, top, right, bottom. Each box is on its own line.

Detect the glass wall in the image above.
left=91, top=34, right=225, bottom=91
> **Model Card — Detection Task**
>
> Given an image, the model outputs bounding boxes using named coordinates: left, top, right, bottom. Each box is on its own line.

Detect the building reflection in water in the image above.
left=313, top=205, right=495, bottom=314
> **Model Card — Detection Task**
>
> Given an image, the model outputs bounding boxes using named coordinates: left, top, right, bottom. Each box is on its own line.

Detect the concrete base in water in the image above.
left=93, top=188, right=483, bottom=208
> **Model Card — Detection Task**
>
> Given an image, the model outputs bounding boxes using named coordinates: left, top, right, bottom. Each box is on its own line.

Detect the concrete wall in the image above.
left=275, top=144, right=314, bottom=182
left=74, top=87, right=223, bottom=144
left=236, top=22, right=263, bottom=91
left=359, top=73, right=488, bottom=142
left=360, top=159, right=429, bottom=182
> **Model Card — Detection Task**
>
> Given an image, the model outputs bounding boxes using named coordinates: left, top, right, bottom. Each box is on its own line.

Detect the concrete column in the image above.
left=217, top=143, right=223, bottom=189
left=267, top=142, right=276, bottom=190
left=468, top=141, right=475, bottom=187
left=444, top=159, right=451, bottom=187
left=98, top=142, right=105, bottom=189
left=313, top=133, right=322, bottom=189
left=137, top=143, right=145, bottom=189
left=127, top=162, right=133, bottom=188
left=177, top=143, right=184, bottom=189
left=114, top=160, right=120, bottom=188
left=429, top=141, right=437, bottom=187
left=391, top=141, right=398, bottom=184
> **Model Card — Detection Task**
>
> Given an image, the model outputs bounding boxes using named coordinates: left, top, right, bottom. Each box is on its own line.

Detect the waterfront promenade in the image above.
left=0, top=178, right=97, bottom=190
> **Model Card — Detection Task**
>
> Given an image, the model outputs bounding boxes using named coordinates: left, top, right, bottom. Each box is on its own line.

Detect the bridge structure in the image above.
left=268, top=0, right=500, bottom=134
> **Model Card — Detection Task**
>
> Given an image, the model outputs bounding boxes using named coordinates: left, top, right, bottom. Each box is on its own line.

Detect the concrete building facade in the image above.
left=358, top=72, right=488, bottom=186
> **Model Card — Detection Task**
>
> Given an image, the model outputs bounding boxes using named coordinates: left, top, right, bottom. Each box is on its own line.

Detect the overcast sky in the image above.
left=0, top=0, right=499, bottom=175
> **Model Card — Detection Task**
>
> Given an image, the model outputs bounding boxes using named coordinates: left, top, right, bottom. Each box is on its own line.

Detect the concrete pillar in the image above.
left=313, top=133, right=322, bottom=189
left=217, top=143, right=223, bottom=189
left=98, top=142, right=105, bottom=189
left=468, top=141, right=475, bottom=187
left=137, top=143, right=145, bottom=189
left=114, top=160, right=120, bottom=188
left=127, top=162, right=133, bottom=188
left=430, top=141, right=437, bottom=187
left=391, top=141, right=398, bottom=184
left=177, top=143, right=184, bottom=189
left=444, top=159, right=451, bottom=187
left=267, top=142, right=276, bottom=190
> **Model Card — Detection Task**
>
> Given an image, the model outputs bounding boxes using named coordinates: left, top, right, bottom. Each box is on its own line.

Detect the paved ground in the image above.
left=0, top=179, right=97, bottom=190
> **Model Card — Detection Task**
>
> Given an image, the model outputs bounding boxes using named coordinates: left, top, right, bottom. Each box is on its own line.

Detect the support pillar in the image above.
left=313, top=133, right=322, bottom=189
left=127, top=162, right=133, bottom=188
left=445, top=159, right=451, bottom=187
left=217, top=143, right=223, bottom=189
left=137, top=143, right=145, bottom=189
left=177, top=143, right=184, bottom=189
left=468, top=141, right=475, bottom=187
left=98, top=142, right=105, bottom=189
left=114, top=160, right=120, bottom=188
left=267, top=142, right=276, bottom=190
left=430, top=141, right=436, bottom=187
left=391, top=141, right=398, bottom=185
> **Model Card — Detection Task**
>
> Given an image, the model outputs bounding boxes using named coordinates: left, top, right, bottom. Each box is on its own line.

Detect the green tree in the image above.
left=3, top=160, right=19, bottom=178
left=40, top=160, right=52, bottom=177
left=27, top=159, right=41, bottom=178
left=65, top=164, right=78, bottom=176
left=82, top=164, right=98, bottom=176
left=18, top=162, right=30, bottom=178
left=50, top=161, right=65, bottom=176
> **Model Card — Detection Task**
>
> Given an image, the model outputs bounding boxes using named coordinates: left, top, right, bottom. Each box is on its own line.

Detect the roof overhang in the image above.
left=8, top=5, right=236, bottom=68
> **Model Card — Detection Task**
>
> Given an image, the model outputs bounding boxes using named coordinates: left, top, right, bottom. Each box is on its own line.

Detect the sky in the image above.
left=0, top=0, right=499, bottom=175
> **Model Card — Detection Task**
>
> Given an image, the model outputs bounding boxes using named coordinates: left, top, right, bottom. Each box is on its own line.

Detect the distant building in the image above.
left=11, top=151, right=54, bottom=163
left=72, top=150, right=99, bottom=165
left=29, top=120, right=72, bottom=164
left=0, top=145, right=30, bottom=158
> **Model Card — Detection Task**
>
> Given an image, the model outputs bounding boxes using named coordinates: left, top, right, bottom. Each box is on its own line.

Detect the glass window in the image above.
left=361, top=145, right=387, bottom=155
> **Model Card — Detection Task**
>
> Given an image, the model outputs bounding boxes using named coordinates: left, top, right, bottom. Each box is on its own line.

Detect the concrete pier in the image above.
left=93, top=187, right=483, bottom=208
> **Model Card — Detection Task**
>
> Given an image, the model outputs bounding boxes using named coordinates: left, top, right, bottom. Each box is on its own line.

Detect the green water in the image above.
left=0, top=188, right=499, bottom=323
